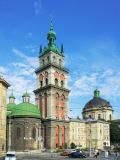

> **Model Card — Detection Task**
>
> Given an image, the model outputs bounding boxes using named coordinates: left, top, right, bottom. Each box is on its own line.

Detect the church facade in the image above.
left=69, top=89, right=112, bottom=149
left=7, top=92, right=41, bottom=151
left=7, top=21, right=113, bottom=151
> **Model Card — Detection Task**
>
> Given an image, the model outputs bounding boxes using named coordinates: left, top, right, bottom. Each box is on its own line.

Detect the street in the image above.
left=16, top=152, right=120, bottom=160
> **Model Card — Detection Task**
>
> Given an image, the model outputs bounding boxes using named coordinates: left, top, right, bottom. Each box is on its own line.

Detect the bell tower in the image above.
left=34, top=20, right=70, bottom=149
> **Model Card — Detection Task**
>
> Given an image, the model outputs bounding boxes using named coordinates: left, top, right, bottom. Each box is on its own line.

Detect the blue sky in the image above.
left=0, top=0, right=120, bottom=118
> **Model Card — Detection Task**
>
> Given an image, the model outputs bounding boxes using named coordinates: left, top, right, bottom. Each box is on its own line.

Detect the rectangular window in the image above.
left=98, top=114, right=101, bottom=119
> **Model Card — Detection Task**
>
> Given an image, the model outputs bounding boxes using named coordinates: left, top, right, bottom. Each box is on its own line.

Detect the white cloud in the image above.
left=0, top=66, right=7, bottom=74
left=24, top=44, right=39, bottom=53
left=25, top=32, right=33, bottom=38
left=33, top=0, right=42, bottom=15
left=3, top=48, right=39, bottom=104
left=12, top=47, right=38, bottom=68
left=70, top=68, right=120, bottom=98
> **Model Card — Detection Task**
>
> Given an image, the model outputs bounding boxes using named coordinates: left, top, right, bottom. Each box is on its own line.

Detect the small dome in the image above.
left=9, top=95, right=15, bottom=99
left=9, top=90, right=15, bottom=99
left=83, top=89, right=112, bottom=110
left=22, top=91, right=30, bottom=97
left=47, top=19, right=56, bottom=39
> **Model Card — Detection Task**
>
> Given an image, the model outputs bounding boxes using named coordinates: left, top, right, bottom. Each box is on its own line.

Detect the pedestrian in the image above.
left=97, top=151, right=99, bottom=156
left=94, top=150, right=98, bottom=158
left=108, top=150, right=111, bottom=155
left=94, top=152, right=97, bottom=158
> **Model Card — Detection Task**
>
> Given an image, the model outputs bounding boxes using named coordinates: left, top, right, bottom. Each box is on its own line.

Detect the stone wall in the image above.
left=0, top=79, right=9, bottom=157
left=7, top=117, right=41, bottom=151
left=42, top=119, right=69, bottom=150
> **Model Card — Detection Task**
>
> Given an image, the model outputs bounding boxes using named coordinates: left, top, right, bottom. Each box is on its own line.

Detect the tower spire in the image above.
left=9, top=89, right=15, bottom=104
left=39, top=45, right=42, bottom=56
left=22, top=90, right=30, bottom=103
left=50, top=17, right=54, bottom=31
left=61, top=44, right=64, bottom=54
left=47, top=18, right=56, bottom=48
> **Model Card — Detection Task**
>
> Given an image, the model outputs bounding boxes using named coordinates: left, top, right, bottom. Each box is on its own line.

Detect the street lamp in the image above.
left=87, top=118, right=93, bottom=157
left=36, top=123, right=42, bottom=150
left=8, top=111, right=12, bottom=151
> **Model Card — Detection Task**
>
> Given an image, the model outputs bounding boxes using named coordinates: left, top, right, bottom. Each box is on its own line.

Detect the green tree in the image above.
left=110, top=121, right=120, bottom=144
left=70, top=142, right=76, bottom=149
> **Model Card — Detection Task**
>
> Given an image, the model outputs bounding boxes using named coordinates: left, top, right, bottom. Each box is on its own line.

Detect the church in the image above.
left=7, top=21, right=113, bottom=151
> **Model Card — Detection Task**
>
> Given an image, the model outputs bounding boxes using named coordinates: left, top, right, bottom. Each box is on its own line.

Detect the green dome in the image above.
left=7, top=103, right=16, bottom=110
left=47, top=30, right=56, bottom=39
left=94, top=89, right=100, bottom=98
left=9, top=95, right=15, bottom=99
left=7, top=103, right=16, bottom=117
left=22, top=91, right=30, bottom=97
left=9, top=90, right=15, bottom=99
left=7, top=102, right=40, bottom=118
left=47, top=19, right=56, bottom=40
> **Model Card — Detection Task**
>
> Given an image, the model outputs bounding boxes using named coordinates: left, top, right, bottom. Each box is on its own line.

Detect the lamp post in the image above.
left=8, top=111, right=12, bottom=151
left=88, top=118, right=92, bottom=157
left=36, top=123, right=42, bottom=150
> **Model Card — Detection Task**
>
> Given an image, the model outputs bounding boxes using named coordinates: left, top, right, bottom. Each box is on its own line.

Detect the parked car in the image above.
left=61, top=149, right=76, bottom=156
left=61, top=151, right=70, bottom=156
left=5, top=151, right=16, bottom=160
left=69, top=151, right=87, bottom=158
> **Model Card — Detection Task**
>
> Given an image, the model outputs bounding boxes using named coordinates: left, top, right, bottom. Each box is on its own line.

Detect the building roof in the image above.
left=7, top=102, right=40, bottom=118
left=7, top=103, right=16, bottom=111
left=0, top=76, right=10, bottom=88
left=83, top=89, right=112, bottom=111
left=39, top=20, right=64, bottom=57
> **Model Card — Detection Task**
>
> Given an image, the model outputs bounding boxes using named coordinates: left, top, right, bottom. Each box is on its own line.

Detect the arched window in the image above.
left=89, top=115, right=92, bottom=119
left=47, top=56, right=50, bottom=63
left=42, top=59, right=45, bottom=65
left=56, top=125, right=59, bottom=148
left=39, top=74, right=43, bottom=87
left=98, top=114, right=101, bottom=119
left=55, top=78, right=58, bottom=86
left=61, top=81, right=64, bottom=88
left=62, top=126, right=65, bottom=146
left=55, top=93, right=59, bottom=119
left=16, top=127, right=21, bottom=138
left=53, top=56, right=56, bottom=63
left=54, top=71, right=59, bottom=78
left=109, top=114, right=112, bottom=120
left=45, top=72, right=48, bottom=78
left=55, top=93, right=59, bottom=106
left=61, top=95, right=65, bottom=120
left=61, top=95, right=65, bottom=107
left=60, top=74, right=64, bottom=81
left=60, top=74, right=64, bottom=88
left=45, top=72, right=48, bottom=85
left=32, top=128, right=36, bottom=139
left=59, top=59, right=62, bottom=66
left=40, top=81, right=42, bottom=87
left=45, top=78, right=48, bottom=85
left=44, top=93, right=47, bottom=118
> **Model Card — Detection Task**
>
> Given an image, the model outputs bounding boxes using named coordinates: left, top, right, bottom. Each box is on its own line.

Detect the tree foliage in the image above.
left=70, top=142, right=76, bottom=149
left=110, top=121, right=120, bottom=144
